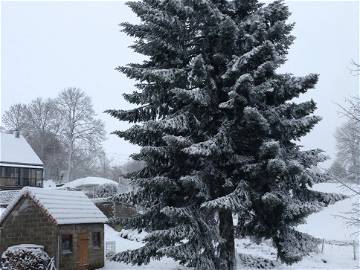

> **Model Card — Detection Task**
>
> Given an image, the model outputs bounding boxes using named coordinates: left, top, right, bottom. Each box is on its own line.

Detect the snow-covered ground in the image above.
left=43, top=180, right=57, bottom=189
left=103, top=225, right=186, bottom=270
left=101, top=183, right=360, bottom=269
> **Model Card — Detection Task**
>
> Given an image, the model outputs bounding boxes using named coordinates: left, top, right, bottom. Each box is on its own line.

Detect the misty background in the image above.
left=1, top=0, right=359, bottom=166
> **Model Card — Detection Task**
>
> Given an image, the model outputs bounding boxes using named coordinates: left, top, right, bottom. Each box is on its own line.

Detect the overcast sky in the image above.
left=1, top=1, right=359, bottom=166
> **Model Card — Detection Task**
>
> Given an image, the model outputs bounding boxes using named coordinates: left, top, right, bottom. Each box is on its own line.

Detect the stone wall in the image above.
left=58, top=223, right=104, bottom=270
left=96, top=201, right=137, bottom=219
left=0, top=197, right=58, bottom=258
left=96, top=201, right=113, bottom=218
left=114, top=202, right=137, bottom=218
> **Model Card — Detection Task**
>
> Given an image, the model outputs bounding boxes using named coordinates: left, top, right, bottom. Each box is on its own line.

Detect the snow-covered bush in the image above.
left=94, top=183, right=119, bottom=198
left=0, top=245, right=52, bottom=270
left=238, top=253, right=278, bottom=269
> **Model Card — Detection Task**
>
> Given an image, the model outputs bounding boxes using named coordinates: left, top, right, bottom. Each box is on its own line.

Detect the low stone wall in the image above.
left=96, top=201, right=137, bottom=219
left=114, top=202, right=137, bottom=218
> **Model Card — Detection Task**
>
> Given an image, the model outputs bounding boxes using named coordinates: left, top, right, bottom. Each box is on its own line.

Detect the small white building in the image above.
left=0, top=130, right=44, bottom=190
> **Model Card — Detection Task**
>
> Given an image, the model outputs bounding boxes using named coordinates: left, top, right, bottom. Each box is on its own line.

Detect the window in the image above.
left=62, top=234, right=73, bottom=254
left=91, top=232, right=101, bottom=248
left=0, top=167, right=19, bottom=187
left=18, top=168, right=43, bottom=187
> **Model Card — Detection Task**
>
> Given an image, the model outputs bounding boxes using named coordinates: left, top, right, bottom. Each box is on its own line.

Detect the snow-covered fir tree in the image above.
left=107, top=0, right=346, bottom=269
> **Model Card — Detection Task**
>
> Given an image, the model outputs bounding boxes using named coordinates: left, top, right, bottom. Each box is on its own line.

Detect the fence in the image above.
left=321, top=239, right=359, bottom=260
left=105, top=241, right=116, bottom=258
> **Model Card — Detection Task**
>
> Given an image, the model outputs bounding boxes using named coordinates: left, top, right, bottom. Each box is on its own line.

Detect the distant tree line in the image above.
left=330, top=96, right=360, bottom=183
left=2, top=87, right=106, bottom=182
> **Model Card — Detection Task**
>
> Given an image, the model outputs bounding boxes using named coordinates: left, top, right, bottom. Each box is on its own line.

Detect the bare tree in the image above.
left=334, top=62, right=360, bottom=183
left=350, top=60, right=360, bottom=76
left=25, top=98, right=62, bottom=157
left=338, top=96, right=360, bottom=124
left=334, top=119, right=360, bottom=182
left=97, top=150, right=113, bottom=179
left=3, top=92, right=107, bottom=182
left=333, top=62, right=360, bottom=230
left=2, top=103, right=27, bottom=130
left=57, top=88, right=105, bottom=182
left=2, top=99, right=66, bottom=180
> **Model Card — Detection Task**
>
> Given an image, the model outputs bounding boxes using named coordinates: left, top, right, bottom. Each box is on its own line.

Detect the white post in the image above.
left=321, top=239, right=325, bottom=253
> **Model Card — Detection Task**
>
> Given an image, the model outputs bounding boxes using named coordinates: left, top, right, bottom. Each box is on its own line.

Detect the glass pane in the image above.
left=62, top=234, right=73, bottom=252
left=92, top=232, right=101, bottom=247
left=22, top=168, right=29, bottom=186
left=36, top=170, right=42, bottom=180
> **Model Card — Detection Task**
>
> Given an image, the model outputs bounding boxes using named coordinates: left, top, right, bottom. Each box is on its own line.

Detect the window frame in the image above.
left=91, top=231, right=101, bottom=249
left=61, top=234, right=73, bottom=254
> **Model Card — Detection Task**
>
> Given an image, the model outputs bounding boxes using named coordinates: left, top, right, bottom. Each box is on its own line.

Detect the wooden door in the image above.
left=77, top=232, right=89, bottom=270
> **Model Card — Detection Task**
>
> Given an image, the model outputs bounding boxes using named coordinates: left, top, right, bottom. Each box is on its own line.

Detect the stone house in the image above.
left=0, top=187, right=107, bottom=270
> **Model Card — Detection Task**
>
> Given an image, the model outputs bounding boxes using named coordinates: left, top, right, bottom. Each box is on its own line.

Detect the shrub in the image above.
left=0, top=245, right=52, bottom=270
left=94, top=183, right=119, bottom=198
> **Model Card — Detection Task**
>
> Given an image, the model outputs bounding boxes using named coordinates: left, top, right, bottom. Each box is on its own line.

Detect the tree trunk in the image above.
left=219, top=209, right=235, bottom=270
left=66, top=140, right=74, bottom=183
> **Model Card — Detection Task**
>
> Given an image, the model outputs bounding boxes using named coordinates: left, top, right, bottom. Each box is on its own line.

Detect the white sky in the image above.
left=1, top=1, right=359, bottom=166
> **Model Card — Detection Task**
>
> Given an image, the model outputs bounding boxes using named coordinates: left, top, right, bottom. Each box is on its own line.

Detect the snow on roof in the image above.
left=43, top=180, right=57, bottom=189
left=0, top=131, right=43, bottom=166
left=62, top=177, right=119, bottom=189
left=0, top=190, right=19, bottom=206
left=0, top=187, right=107, bottom=225
left=8, top=244, right=44, bottom=251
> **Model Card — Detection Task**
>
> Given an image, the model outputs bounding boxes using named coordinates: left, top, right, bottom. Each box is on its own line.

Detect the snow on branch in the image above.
left=201, top=182, right=251, bottom=212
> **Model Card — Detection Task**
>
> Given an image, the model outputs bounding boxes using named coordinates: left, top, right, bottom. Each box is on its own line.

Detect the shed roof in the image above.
left=0, top=187, right=107, bottom=225
left=0, top=131, right=43, bottom=167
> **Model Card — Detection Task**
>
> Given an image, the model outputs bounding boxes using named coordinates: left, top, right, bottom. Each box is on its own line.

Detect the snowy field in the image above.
left=101, top=183, right=360, bottom=270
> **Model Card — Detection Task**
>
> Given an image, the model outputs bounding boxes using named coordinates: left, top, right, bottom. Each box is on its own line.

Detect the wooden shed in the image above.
left=0, top=187, right=107, bottom=270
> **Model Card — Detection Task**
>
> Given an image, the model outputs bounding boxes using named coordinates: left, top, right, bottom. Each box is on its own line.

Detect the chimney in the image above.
left=14, top=130, right=20, bottom=138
